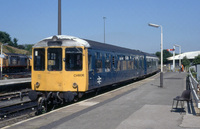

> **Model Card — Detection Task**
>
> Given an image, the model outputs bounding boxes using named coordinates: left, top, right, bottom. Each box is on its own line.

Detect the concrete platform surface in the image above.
left=3, top=72, right=200, bottom=129
left=0, top=78, right=31, bottom=86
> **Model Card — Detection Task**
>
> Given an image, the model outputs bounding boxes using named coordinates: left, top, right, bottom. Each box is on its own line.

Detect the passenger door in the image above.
left=88, top=52, right=95, bottom=89
left=112, top=55, right=117, bottom=83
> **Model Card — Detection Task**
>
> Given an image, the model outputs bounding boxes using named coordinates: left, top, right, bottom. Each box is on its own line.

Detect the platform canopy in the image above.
left=167, top=51, right=200, bottom=61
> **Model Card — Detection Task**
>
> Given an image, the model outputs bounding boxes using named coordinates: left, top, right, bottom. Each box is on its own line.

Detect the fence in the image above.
left=189, top=66, right=200, bottom=108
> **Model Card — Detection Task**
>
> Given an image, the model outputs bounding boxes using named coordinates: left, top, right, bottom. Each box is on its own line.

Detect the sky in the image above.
left=1, top=0, right=200, bottom=54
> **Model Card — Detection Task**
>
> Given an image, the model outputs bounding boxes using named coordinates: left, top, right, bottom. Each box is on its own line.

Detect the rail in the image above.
left=189, top=66, right=200, bottom=108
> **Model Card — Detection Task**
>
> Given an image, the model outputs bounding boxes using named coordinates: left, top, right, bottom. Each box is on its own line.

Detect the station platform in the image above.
left=3, top=72, right=200, bottom=129
left=0, top=78, right=31, bottom=86
left=0, top=78, right=31, bottom=92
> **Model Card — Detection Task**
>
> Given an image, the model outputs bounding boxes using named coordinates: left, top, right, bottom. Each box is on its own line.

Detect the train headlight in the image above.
left=72, top=83, right=78, bottom=89
left=35, top=82, right=40, bottom=88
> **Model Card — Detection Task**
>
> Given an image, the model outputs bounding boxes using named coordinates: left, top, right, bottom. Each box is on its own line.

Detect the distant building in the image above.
left=167, top=51, right=200, bottom=61
left=167, top=51, right=200, bottom=71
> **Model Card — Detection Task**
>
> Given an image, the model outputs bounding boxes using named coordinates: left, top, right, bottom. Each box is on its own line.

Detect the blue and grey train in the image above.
left=29, top=35, right=159, bottom=110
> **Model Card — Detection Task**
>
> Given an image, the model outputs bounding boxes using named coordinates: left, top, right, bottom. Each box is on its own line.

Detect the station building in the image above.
left=167, top=51, right=200, bottom=71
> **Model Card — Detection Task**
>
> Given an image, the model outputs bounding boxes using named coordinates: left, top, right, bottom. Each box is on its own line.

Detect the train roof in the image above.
left=4, top=53, right=28, bottom=57
left=85, top=39, right=144, bottom=55
left=33, top=35, right=146, bottom=55
left=33, top=35, right=90, bottom=48
left=143, top=52, right=159, bottom=59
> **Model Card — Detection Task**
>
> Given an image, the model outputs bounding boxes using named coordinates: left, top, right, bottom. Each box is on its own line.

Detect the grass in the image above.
left=0, top=42, right=30, bottom=55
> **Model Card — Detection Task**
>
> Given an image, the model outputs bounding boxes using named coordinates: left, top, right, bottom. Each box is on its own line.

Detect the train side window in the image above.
left=47, top=48, right=62, bottom=71
left=34, top=48, right=45, bottom=71
left=65, top=48, right=82, bottom=71
left=112, top=56, right=115, bottom=66
left=117, top=60, right=120, bottom=71
left=105, top=54, right=111, bottom=72
left=147, top=58, right=151, bottom=68
left=88, top=55, right=92, bottom=71
left=105, top=59, right=111, bottom=72
left=117, top=55, right=122, bottom=71
left=142, top=57, right=144, bottom=68
left=131, top=61, right=134, bottom=69
left=134, top=58, right=138, bottom=69
left=95, top=59, right=102, bottom=73
left=137, top=59, right=140, bottom=69
left=122, top=61, right=126, bottom=70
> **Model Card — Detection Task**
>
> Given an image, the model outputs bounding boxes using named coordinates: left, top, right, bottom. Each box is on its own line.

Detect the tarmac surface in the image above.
left=3, top=72, right=200, bottom=129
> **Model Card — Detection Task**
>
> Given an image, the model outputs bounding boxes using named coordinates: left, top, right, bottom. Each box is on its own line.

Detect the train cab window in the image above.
left=65, top=48, right=82, bottom=71
left=34, top=48, right=45, bottom=71
left=47, top=48, right=62, bottom=71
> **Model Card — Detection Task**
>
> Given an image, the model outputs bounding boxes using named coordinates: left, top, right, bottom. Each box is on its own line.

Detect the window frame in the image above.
left=47, top=48, right=63, bottom=71
left=33, top=48, right=45, bottom=71
left=65, top=47, right=83, bottom=71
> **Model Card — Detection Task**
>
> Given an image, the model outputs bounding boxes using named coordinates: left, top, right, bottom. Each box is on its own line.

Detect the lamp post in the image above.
left=173, top=45, right=175, bottom=72
left=148, top=23, right=163, bottom=87
left=103, top=17, right=106, bottom=43
left=1, top=43, right=8, bottom=79
left=58, top=0, right=61, bottom=35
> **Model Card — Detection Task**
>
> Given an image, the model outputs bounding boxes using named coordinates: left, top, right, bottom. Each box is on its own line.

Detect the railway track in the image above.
left=0, top=100, right=37, bottom=128
left=0, top=100, right=37, bottom=119
left=0, top=89, right=31, bottom=102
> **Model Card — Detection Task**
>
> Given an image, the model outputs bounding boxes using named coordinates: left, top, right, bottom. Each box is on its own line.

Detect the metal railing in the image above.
left=189, top=66, right=200, bottom=108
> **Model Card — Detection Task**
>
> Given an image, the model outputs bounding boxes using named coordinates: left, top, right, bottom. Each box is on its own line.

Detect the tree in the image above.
left=163, top=50, right=173, bottom=64
left=0, top=31, right=12, bottom=44
left=13, top=38, right=18, bottom=47
left=193, top=54, right=200, bottom=65
left=18, top=45, right=25, bottom=49
left=182, top=56, right=190, bottom=67
left=24, top=44, right=33, bottom=55
left=155, top=49, right=173, bottom=64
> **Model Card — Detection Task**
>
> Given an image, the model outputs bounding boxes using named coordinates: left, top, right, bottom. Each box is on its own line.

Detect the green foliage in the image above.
left=0, top=31, right=12, bottom=44
left=182, top=56, right=190, bottom=67
left=155, top=52, right=161, bottom=64
left=13, top=38, right=18, bottom=47
left=155, top=49, right=173, bottom=64
left=24, top=44, right=33, bottom=55
left=190, top=68, right=197, bottom=79
left=193, top=55, right=200, bottom=65
left=163, top=50, right=173, bottom=64
left=0, top=31, right=18, bottom=47
left=5, top=46, right=15, bottom=53
left=0, top=31, right=33, bottom=55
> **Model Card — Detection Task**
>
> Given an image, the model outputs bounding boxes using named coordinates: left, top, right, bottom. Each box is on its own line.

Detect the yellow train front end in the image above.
left=29, top=35, right=89, bottom=111
left=32, top=46, right=88, bottom=92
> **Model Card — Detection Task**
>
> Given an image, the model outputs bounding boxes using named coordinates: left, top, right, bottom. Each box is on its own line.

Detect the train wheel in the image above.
left=36, top=97, right=47, bottom=115
left=73, top=96, right=79, bottom=102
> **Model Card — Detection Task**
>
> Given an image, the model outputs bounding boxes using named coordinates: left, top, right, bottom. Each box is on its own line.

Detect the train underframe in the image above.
left=28, top=89, right=84, bottom=114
